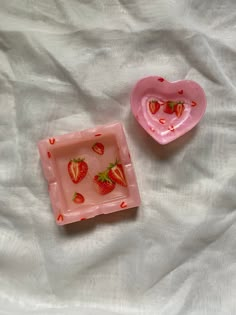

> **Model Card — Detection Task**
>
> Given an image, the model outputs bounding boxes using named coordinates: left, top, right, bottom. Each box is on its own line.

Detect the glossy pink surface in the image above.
left=38, top=122, right=141, bottom=225
left=130, top=76, right=207, bottom=144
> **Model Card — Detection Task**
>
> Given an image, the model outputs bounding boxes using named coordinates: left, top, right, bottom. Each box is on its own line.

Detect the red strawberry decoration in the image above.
left=164, top=101, right=184, bottom=115
left=164, top=101, right=176, bottom=114
left=92, top=142, right=104, bottom=155
left=168, top=125, right=175, bottom=132
left=108, top=161, right=127, bottom=187
left=178, top=89, right=183, bottom=95
left=148, top=99, right=160, bottom=115
left=94, top=171, right=116, bottom=195
left=158, top=77, right=164, bottom=82
left=175, top=103, right=185, bottom=118
left=49, top=138, right=55, bottom=145
left=191, top=101, right=197, bottom=107
left=68, top=158, right=88, bottom=183
left=57, top=214, right=64, bottom=222
left=159, top=118, right=166, bottom=124
left=72, top=192, right=85, bottom=204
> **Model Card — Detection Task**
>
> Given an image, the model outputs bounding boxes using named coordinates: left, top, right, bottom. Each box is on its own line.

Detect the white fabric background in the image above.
left=0, top=1, right=236, bottom=314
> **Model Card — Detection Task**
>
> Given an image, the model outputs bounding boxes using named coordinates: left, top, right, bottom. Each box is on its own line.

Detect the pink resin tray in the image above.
left=130, top=76, right=207, bottom=144
left=38, top=122, right=141, bottom=225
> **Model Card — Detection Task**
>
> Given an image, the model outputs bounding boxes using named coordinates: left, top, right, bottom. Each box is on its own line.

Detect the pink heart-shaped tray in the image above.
left=130, top=76, right=207, bottom=144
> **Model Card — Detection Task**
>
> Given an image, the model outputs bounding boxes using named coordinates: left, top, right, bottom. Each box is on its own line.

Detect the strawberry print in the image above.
left=164, top=101, right=184, bottom=115
left=92, top=142, right=104, bottom=155
left=49, top=138, right=55, bottom=145
left=148, top=99, right=160, bottom=114
left=108, top=161, right=127, bottom=187
left=94, top=170, right=116, bottom=195
left=178, top=89, right=183, bottom=95
left=164, top=101, right=176, bottom=114
left=120, top=201, right=127, bottom=208
left=158, top=77, right=164, bottom=82
left=191, top=101, right=197, bottom=107
left=57, top=214, right=64, bottom=222
left=72, top=192, right=85, bottom=204
left=68, top=158, right=88, bottom=183
left=168, top=125, right=175, bottom=132
left=175, top=103, right=185, bottom=118
left=159, top=118, right=166, bottom=124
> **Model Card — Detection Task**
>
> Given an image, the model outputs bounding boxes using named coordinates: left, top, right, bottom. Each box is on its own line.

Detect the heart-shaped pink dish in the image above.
left=130, top=76, right=207, bottom=145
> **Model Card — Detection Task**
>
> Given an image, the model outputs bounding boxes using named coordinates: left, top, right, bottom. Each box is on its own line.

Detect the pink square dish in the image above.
left=38, top=122, right=141, bottom=225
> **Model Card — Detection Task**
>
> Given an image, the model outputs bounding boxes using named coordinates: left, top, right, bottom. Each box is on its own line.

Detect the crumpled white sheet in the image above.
left=1, top=1, right=236, bottom=314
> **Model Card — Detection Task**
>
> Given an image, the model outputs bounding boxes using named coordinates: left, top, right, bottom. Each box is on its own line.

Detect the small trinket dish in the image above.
left=130, top=76, right=207, bottom=144
left=38, top=122, right=140, bottom=225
